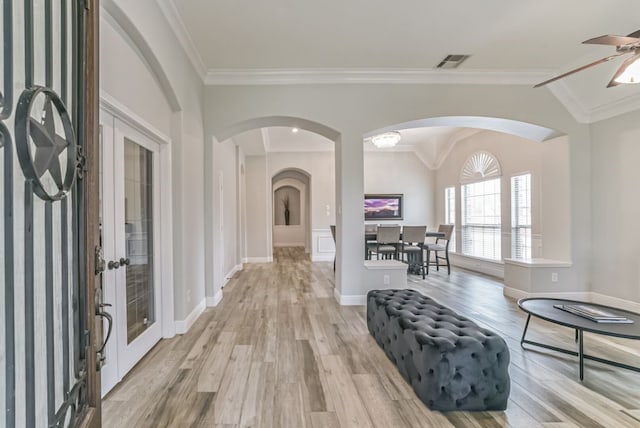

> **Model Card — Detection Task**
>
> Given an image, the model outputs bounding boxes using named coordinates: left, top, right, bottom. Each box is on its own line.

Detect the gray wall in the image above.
left=591, top=109, right=640, bottom=303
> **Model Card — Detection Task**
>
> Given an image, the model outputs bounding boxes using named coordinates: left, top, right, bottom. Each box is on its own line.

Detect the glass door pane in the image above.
left=124, top=138, right=155, bottom=343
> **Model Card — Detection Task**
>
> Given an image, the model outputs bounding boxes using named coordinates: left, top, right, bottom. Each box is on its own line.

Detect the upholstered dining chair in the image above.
left=367, top=225, right=401, bottom=260
left=330, top=225, right=336, bottom=271
left=400, top=225, right=427, bottom=278
left=424, top=224, right=454, bottom=275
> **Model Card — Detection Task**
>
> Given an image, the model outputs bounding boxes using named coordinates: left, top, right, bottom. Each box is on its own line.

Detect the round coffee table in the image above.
left=518, top=298, right=640, bottom=380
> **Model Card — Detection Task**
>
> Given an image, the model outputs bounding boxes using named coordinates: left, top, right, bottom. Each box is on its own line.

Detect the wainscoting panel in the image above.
left=312, top=229, right=335, bottom=262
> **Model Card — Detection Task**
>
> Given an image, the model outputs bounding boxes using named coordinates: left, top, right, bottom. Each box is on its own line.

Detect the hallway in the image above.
left=103, top=248, right=640, bottom=427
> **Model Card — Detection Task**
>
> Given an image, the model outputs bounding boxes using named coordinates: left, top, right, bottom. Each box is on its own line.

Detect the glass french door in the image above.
left=100, top=113, right=162, bottom=395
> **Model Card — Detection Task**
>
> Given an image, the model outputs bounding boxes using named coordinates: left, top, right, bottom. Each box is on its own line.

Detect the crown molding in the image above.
left=548, top=80, right=640, bottom=124
left=547, top=82, right=591, bottom=124
left=588, top=91, right=640, bottom=123
left=204, top=68, right=552, bottom=86
left=156, top=0, right=207, bottom=80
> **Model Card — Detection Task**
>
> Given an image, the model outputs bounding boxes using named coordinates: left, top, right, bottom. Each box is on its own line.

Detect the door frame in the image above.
left=82, top=0, right=101, bottom=425
left=98, top=99, right=175, bottom=395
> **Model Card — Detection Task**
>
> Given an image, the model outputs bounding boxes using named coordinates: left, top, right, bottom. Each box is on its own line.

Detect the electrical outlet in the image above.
left=383, top=275, right=390, bottom=285
left=551, top=272, right=558, bottom=282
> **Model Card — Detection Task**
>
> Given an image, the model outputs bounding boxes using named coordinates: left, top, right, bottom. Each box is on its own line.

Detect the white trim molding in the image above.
left=548, top=80, right=640, bottom=124
left=225, top=264, right=243, bottom=281
left=100, top=91, right=171, bottom=145
left=206, top=290, right=223, bottom=307
left=333, top=288, right=367, bottom=306
left=155, top=0, right=207, bottom=80
left=175, top=298, right=206, bottom=334
left=503, top=288, right=640, bottom=314
left=204, top=68, right=552, bottom=86
left=450, top=253, right=504, bottom=279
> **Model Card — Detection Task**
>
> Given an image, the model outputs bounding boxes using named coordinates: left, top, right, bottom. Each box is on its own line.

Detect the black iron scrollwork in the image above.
left=14, top=85, right=77, bottom=201
left=1, top=0, right=13, bottom=121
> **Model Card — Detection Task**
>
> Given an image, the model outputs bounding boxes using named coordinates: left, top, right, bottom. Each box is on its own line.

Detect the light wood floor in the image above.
left=103, top=247, right=640, bottom=427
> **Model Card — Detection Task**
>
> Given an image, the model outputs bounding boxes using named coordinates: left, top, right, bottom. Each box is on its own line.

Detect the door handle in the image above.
left=96, top=303, right=113, bottom=370
left=119, top=257, right=130, bottom=266
left=107, top=260, right=120, bottom=270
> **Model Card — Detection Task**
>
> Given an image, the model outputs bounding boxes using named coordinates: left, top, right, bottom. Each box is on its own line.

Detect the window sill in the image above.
left=503, top=258, right=572, bottom=268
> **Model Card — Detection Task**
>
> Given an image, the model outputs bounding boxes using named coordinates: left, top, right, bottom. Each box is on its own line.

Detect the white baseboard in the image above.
left=312, top=254, right=334, bottom=262
left=225, top=264, right=243, bottom=280
left=206, top=290, right=223, bottom=307
left=273, top=242, right=306, bottom=247
left=243, top=257, right=273, bottom=263
left=450, top=253, right=504, bottom=279
left=333, top=288, right=367, bottom=306
left=590, top=292, right=640, bottom=313
left=175, top=298, right=206, bottom=335
left=503, top=287, right=640, bottom=313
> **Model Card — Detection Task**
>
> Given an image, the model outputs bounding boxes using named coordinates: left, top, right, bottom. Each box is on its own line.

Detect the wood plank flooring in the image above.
left=103, top=247, right=640, bottom=427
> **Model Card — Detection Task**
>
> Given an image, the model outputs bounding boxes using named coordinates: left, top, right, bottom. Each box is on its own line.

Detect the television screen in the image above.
left=364, top=194, right=403, bottom=220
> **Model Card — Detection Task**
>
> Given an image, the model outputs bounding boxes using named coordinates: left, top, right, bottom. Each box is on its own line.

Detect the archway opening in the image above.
left=362, top=116, right=568, bottom=279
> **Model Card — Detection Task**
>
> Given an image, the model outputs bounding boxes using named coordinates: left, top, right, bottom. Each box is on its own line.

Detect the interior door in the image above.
left=1, top=1, right=100, bottom=427
left=100, top=115, right=162, bottom=395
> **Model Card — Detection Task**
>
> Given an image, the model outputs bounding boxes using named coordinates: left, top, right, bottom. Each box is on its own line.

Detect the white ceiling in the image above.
left=162, top=0, right=640, bottom=157
left=163, top=0, right=640, bottom=122
left=231, top=127, right=334, bottom=156
left=230, top=125, right=485, bottom=170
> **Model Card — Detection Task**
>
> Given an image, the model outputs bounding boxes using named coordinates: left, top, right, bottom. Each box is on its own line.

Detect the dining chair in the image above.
left=367, top=225, right=401, bottom=260
left=400, top=225, right=427, bottom=278
left=364, top=224, right=378, bottom=260
left=424, top=224, right=454, bottom=275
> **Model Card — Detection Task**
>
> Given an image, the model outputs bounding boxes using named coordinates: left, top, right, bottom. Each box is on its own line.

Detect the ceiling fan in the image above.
left=535, top=29, right=640, bottom=88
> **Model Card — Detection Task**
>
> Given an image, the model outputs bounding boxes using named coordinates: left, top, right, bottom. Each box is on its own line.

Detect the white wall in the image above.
left=204, top=83, right=592, bottom=301
left=100, top=16, right=172, bottom=135
left=105, top=0, right=207, bottom=324
left=434, top=130, right=571, bottom=268
left=364, top=151, right=436, bottom=228
left=244, top=156, right=270, bottom=261
left=591, top=109, right=640, bottom=304
left=213, top=140, right=239, bottom=281
left=273, top=182, right=306, bottom=247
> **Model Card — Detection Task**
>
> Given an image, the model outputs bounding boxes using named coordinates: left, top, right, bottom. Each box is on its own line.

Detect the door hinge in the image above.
left=76, top=146, right=87, bottom=179
left=83, top=0, right=91, bottom=10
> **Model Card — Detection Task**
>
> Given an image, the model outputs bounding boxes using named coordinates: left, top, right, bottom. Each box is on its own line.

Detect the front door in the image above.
left=99, top=114, right=162, bottom=395
left=1, top=0, right=101, bottom=426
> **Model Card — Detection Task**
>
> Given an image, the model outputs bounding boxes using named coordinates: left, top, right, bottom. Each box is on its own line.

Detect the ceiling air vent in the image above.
left=436, top=54, right=471, bottom=69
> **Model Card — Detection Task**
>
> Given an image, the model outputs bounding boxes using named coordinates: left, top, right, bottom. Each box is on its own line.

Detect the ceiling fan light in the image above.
left=614, top=57, right=640, bottom=84
left=371, top=131, right=401, bottom=148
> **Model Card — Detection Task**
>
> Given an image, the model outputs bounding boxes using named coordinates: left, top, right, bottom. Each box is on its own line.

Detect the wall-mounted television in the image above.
left=364, top=194, right=403, bottom=221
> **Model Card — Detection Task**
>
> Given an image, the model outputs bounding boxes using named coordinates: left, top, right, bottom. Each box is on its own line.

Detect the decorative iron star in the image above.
left=29, top=97, right=68, bottom=188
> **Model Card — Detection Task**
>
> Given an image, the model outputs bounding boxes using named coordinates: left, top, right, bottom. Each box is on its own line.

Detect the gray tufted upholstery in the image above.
left=366, top=289, right=510, bottom=411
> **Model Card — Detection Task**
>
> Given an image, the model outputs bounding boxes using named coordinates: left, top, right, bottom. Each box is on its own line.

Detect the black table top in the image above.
left=518, top=298, right=640, bottom=339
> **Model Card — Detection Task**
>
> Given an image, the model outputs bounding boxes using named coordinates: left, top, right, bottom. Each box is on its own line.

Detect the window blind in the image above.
left=511, top=174, right=532, bottom=259
left=461, top=178, right=501, bottom=260
left=444, top=186, right=456, bottom=252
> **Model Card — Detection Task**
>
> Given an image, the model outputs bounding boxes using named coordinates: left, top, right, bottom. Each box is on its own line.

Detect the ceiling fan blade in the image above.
left=627, top=29, right=640, bottom=38
left=606, top=52, right=640, bottom=87
left=534, top=53, right=626, bottom=88
left=583, top=34, right=640, bottom=46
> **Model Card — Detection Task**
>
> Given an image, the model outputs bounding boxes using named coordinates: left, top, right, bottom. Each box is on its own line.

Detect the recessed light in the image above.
left=291, top=127, right=299, bottom=133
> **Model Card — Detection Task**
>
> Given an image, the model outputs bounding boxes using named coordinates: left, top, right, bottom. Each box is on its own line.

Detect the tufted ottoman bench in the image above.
left=366, top=289, right=510, bottom=411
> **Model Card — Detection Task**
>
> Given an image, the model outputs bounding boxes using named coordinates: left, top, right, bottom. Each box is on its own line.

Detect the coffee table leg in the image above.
left=578, top=329, right=584, bottom=381
left=521, top=314, right=531, bottom=345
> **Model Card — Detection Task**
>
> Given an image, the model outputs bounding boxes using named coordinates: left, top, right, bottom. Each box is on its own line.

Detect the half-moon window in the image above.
left=460, top=151, right=501, bottom=183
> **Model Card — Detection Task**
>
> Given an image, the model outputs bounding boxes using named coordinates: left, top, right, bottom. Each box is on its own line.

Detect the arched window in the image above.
left=460, top=152, right=502, bottom=260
